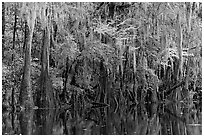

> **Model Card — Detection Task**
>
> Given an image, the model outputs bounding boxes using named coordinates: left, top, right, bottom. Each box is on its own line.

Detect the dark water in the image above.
left=2, top=101, right=202, bottom=135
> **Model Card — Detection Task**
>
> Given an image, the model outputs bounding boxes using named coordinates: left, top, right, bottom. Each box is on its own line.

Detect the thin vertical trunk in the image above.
left=2, top=2, right=10, bottom=109
left=175, top=13, right=183, bottom=100
left=185, top=2, right=192, bottom=92
left=61, top=56, right=69, bottom=103
left=119, top=40, right=124, bottom=90
left=176, top=13, right=183, bottom=81
left=2, top=2, right=5, bottom=59
left=11, top=3, right=17, bottom=110
left=185, top=3, right=192, bottom=125
left=12, top=4, right=17, bottom=62
left=23, top=20, right=27, bottom=52
left=133, top=50, right=137, bottom=101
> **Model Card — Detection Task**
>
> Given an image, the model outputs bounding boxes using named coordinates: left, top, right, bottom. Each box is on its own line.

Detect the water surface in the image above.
left=2, top=101, right=202, bottom=135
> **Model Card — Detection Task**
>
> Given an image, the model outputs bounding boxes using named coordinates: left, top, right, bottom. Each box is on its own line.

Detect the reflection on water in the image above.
left=2, top=100, right=202, bottom=135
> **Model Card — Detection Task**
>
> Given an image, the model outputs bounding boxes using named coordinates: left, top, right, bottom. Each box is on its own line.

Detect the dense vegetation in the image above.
left=2, top=2, right=202, bottom=135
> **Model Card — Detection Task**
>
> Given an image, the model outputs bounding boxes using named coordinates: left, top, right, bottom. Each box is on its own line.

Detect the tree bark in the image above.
left=176, top=13, right=183, bottom=81
left=184, top=2, right=192, bottom=92
left=12, top=3, right=17, bottom=62
left=175, top=13, right=183, bottom=100
left=99, top=60, right=108, bottom=103
left=19, top=109, right=34, bottom=135
left=20, top=26, right=34, bottom=108
left=37, top=26, right=56, bottom=108
left=11, top=3, right=17, bottom=110
left=20, top=7, right=36, bottom=109
left=2, top=2, right=5, bottom=59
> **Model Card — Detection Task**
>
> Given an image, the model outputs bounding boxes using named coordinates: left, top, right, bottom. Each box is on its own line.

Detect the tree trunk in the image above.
left=61, top=56, right=69, bottom=103
left=184, top=2, right=192, bottom=94
left=2, top=2, right=5, bottom=59
left=19, top=109, right=34, bottom=135
left=20, top=8, right=36, bottom=109
left=23, top=20, right=27, bottom=53
left=99, top=60, right=107, bottom=103
left=20, top=27, right=34, bottom=108
left=176, top=13, right=183, bottom=81
left=2, top=2, right=10, bottom=109
left=12, top=3, right=17, bottom=62
left=35, top=109, right=57, bottom=134
left=11, top=3, right=17, bottom=110
left=175, top=13, right=183, bottom=100
left=37, top=26, right=56, bottom=108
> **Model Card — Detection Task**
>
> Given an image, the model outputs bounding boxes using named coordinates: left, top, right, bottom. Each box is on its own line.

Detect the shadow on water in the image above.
left=2, top=99, right=202, bottom=135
